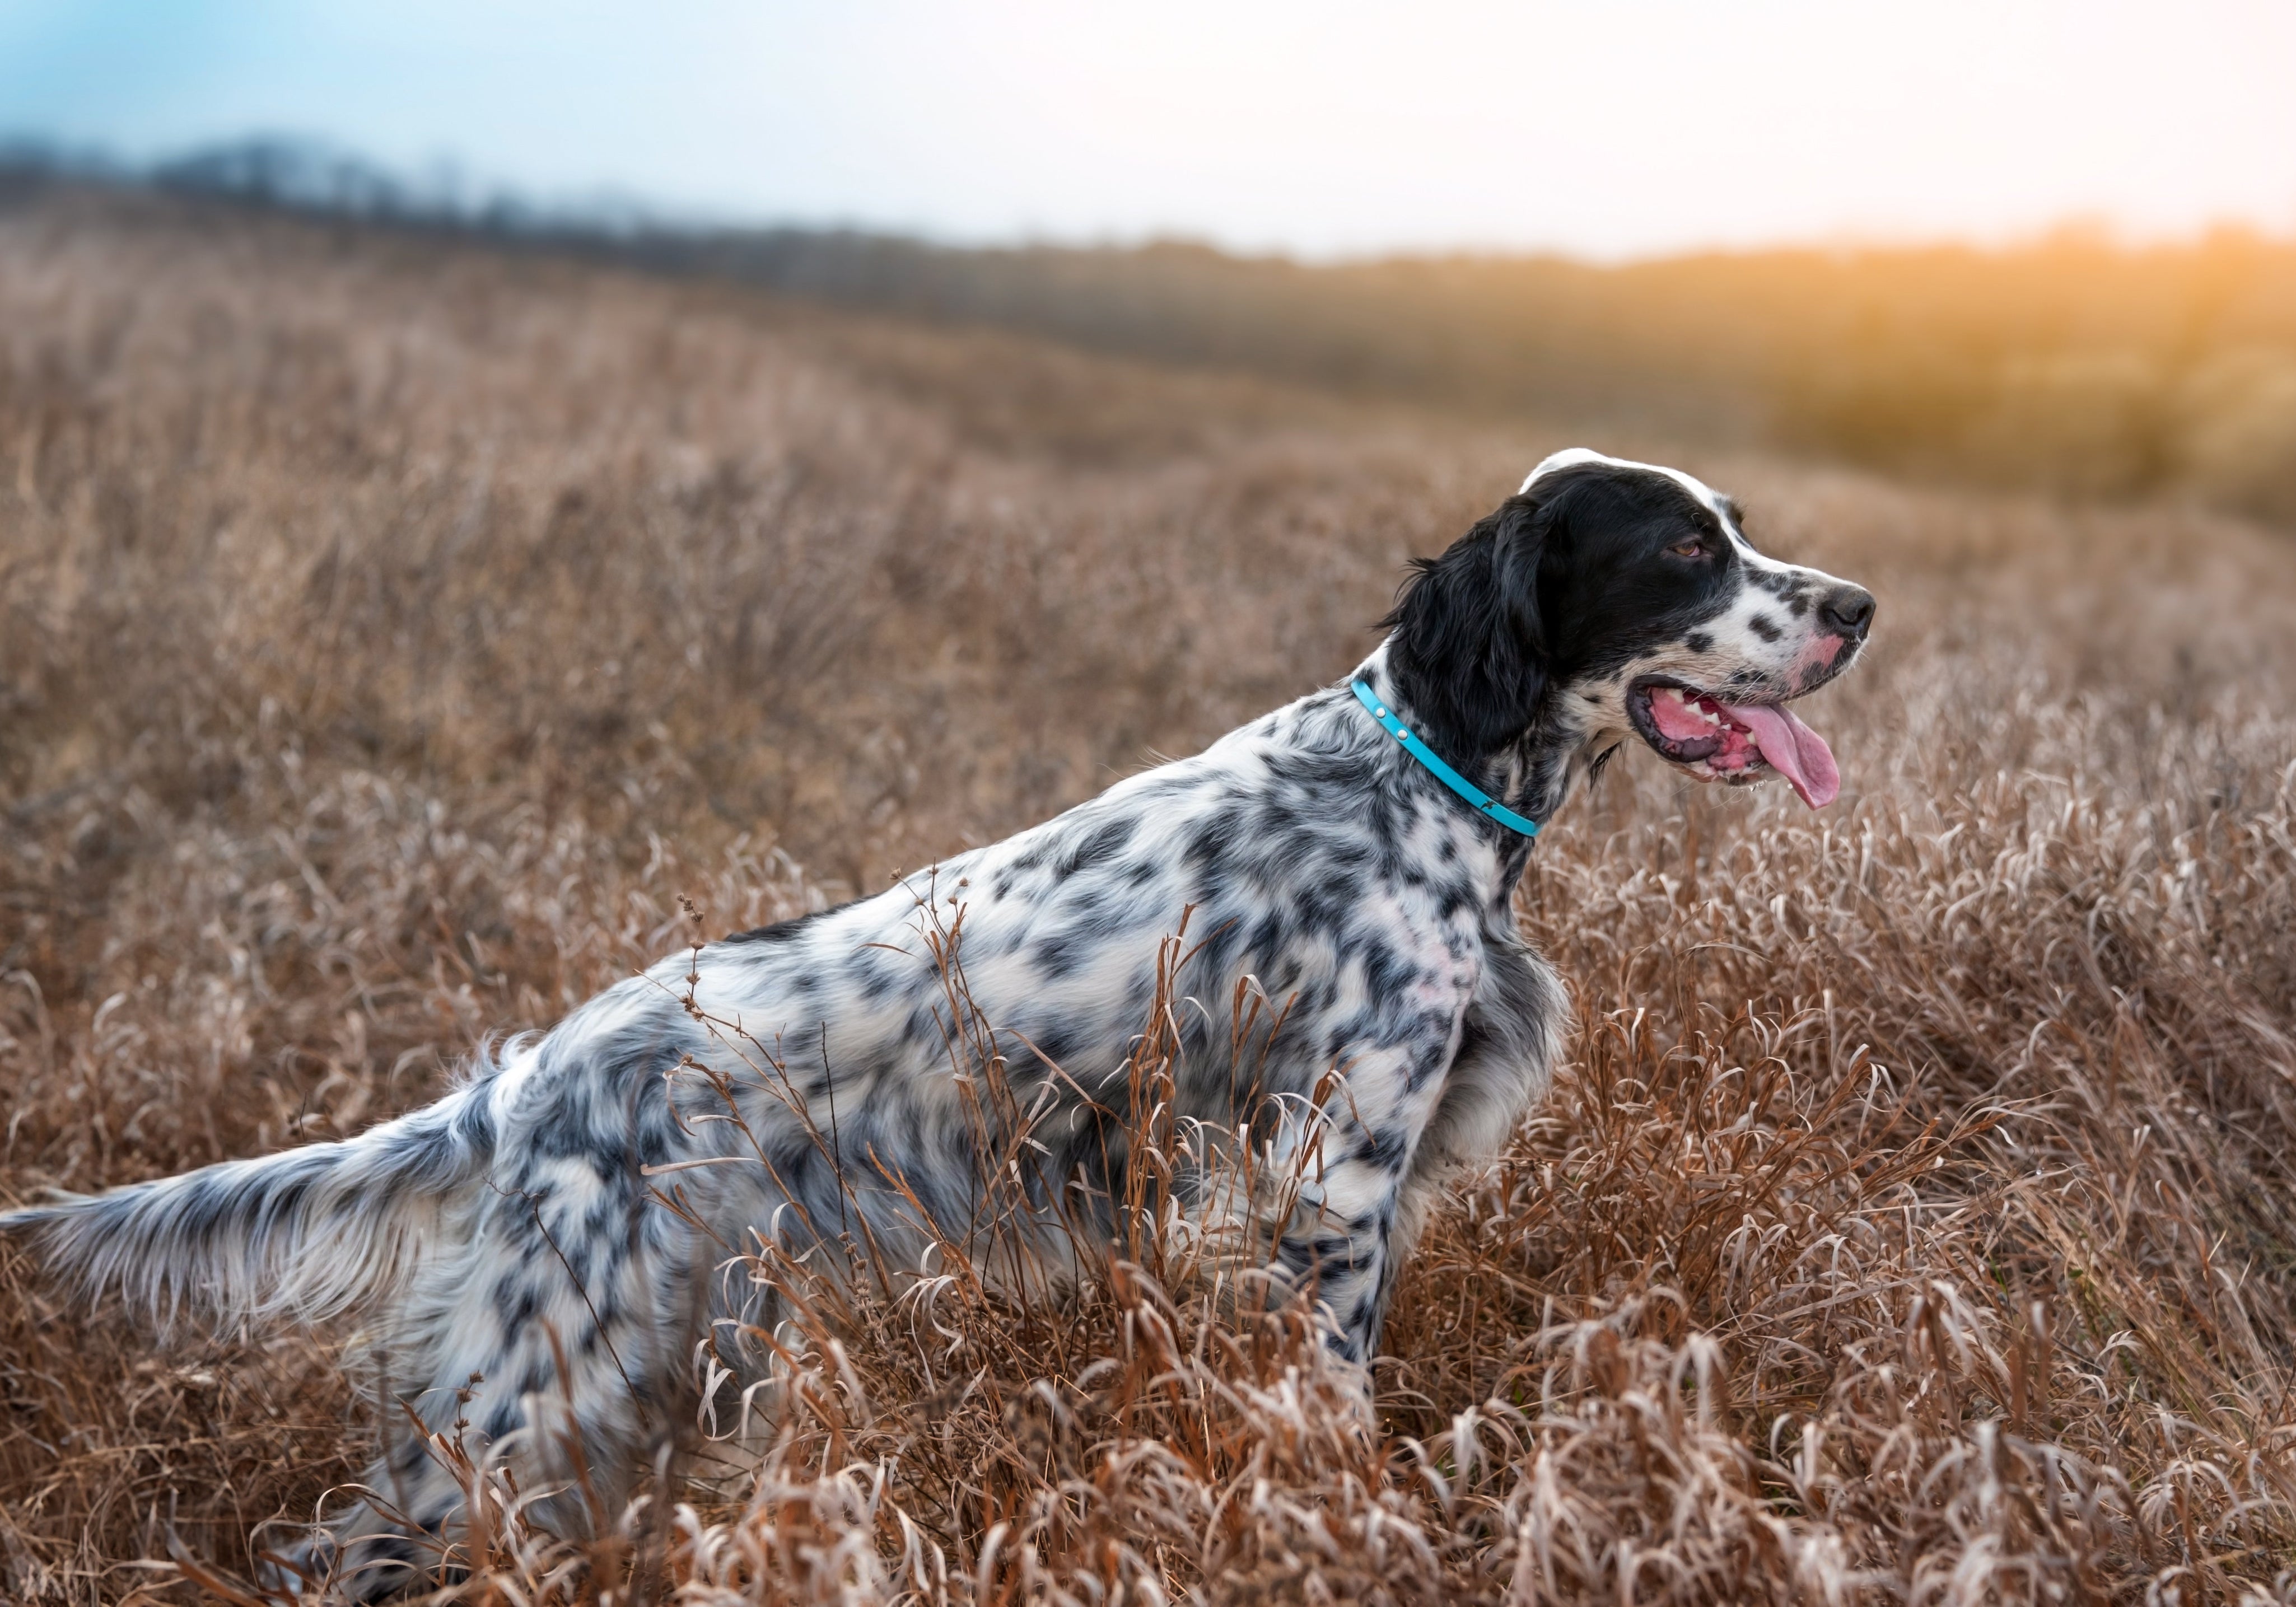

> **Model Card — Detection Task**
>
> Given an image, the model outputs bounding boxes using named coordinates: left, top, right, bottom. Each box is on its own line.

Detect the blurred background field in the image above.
left=18, top=147, right=2296, bottom=522
left=5, top=5, right=2296, bottom=1599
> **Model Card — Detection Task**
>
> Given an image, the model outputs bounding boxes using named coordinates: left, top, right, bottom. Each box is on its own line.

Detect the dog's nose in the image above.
left=1818, top=583, right=1875, bottom=641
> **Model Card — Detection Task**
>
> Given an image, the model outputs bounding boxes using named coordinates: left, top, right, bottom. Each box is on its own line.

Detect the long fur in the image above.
left=7, top=1073, right=499, bottom=1329
left=1, top=449, right=1873, bottom=1596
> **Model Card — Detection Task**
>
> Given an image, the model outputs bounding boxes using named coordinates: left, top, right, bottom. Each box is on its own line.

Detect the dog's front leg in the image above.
left=1263, top=1029, right=1459, bottom=1366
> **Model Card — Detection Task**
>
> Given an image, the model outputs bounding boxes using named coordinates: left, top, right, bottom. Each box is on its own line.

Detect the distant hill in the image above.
left=9, top=136, right=2293, bottom=521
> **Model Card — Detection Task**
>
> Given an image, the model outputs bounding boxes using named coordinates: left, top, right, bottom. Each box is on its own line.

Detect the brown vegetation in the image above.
left=4, top=190, right=2296, bottom=1603
left=552, top=210, right=2296, bottom=523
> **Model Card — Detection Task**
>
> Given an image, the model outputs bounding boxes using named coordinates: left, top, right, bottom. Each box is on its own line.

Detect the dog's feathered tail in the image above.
left=0, top=1077, right=498, bottom=1331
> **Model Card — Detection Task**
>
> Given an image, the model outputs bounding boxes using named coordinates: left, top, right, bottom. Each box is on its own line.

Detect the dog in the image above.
left=2, top=449, right=1873, bottom=1593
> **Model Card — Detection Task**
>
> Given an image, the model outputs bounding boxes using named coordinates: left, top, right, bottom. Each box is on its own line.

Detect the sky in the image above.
left=3, top=1, right=2294, bottom=260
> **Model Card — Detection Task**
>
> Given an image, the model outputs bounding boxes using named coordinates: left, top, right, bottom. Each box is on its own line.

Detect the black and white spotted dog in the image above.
left=2, top=449, right=1872, bottom=1592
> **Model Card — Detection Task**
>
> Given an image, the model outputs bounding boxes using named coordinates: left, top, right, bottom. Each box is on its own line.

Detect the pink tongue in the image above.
left=1716, top=700, right=1840, bottom=809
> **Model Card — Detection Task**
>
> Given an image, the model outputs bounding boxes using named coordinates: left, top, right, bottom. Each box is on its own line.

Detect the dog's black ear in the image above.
left=1380, top=491, right=1553, bottom=762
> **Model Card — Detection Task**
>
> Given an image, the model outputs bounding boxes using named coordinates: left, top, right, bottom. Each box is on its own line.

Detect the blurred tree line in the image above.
left=9, top=138, right=2294, bottom=522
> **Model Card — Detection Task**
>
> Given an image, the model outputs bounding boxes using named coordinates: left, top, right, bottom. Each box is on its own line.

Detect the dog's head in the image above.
left=1384, top=449, right=1874, bottom=808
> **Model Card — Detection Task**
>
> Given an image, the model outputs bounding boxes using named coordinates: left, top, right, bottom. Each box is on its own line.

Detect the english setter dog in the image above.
left=3, top=449, right=1873, bottom=1594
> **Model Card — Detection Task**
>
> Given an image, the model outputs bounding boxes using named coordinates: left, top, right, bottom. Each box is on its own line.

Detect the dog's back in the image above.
left=3, top=451, right=1873, bottom=1597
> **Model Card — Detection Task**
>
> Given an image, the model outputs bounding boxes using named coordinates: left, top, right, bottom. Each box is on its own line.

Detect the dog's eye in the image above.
left=1669, top=540, right=1707, bottom=559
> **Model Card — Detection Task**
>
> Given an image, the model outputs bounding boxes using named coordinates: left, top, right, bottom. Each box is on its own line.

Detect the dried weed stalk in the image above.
left=4, top=195, right=2296, bottom=1604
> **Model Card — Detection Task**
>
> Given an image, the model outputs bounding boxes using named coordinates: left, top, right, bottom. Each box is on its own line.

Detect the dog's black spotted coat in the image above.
left=2, top=450, right=1873, bottom=1594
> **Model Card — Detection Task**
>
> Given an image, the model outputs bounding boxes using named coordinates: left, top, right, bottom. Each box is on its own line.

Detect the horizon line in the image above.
left=9, top=129, right=2296, bottom=272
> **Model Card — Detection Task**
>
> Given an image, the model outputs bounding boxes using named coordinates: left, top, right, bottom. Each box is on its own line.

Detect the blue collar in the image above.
left=1351, top=679, right=1540, bottom=838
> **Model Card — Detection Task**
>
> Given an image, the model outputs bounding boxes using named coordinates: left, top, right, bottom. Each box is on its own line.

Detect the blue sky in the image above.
left=4, top=1, right=2295, bottom=259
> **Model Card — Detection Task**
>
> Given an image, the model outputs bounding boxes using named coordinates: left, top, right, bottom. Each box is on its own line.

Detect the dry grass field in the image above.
left=5, top=189, right=2296, bottom=1604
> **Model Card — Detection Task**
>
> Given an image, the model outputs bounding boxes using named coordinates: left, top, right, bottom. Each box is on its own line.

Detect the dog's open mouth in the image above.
left=1626, top=679, right=1841, bottom=809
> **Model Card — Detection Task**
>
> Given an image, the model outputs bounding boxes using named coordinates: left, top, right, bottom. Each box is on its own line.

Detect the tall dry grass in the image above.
left=4, top=190, right=2296, bottom=1603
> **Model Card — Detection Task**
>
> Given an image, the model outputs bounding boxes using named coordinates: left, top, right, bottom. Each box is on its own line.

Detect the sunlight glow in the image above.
left=2, top=0, right=2292, bottom=257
